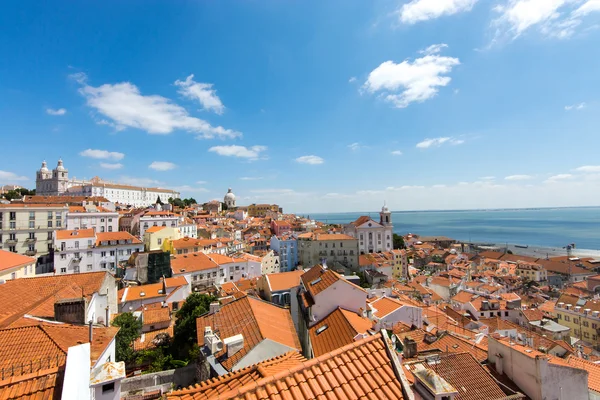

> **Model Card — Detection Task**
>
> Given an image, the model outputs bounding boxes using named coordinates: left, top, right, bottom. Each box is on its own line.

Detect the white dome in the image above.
left=56, top=159, right=66, bottom=171
left=40, top=161, right=49, bottom=172
left=224, top=188, right=236, bottom=200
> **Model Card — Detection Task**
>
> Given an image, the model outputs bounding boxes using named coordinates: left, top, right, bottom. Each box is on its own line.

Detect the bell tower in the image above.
left=380, top=202, right=392, bottom=226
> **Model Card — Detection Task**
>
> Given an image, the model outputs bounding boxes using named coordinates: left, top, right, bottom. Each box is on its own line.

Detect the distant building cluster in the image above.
left=1, top=159, right=600, bottom=400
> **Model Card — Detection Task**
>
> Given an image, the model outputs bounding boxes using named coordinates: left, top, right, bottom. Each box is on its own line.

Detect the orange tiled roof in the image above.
left=196, top=296, right=301, bottom=371
left=265, top=270, right=304, bottom=292
left=308, top=307, right=373, bottom=357
left=0, top=250, right=35, bottom=273
left=168, top=351, right=306, bottom=400
left=404, top=352, right=506, bottom=400
left=145, top=226, right=166, bottom=233
left=371, top=297, right=404, bottom=318
left=119, top=277, right=188, bottom=303
left=0, top=367, right=63, bottom=399
left=301, top=265, right=365, bottom=299
left=55, top=228, right=95, bottom=240
left=174, top=333, right=404, bottom=400
left=134, top=326, right=174, bottom=351
left=143, top=307, right=171, bottom=325
left=567, top=355, right=600, bottom=393
left=171, top=252, right=219, bottom=274
left=0, top=272, right=109, bottom=329
left=0, top=323, right=118, bottom=376
left=96, top=231, right=142, bottom=245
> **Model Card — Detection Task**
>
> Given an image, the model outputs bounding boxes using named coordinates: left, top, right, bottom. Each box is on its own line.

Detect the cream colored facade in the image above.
left=0, top=203, right=68, bottom=271
left=297, top=233, right=359, bottom=270
left=553, top=301, right=600, bottom=349
left=143, top=227, right=181, bottom=251
left=515, top=261, right=548, bottom=282
left=247, top=203, right=280, bottom=217
left=0, top=250, right=36, bottom=281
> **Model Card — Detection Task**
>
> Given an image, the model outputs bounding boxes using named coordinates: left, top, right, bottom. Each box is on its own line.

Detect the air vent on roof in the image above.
left=316, top=325, right=328, bottom=335
left=311, top=277, right=322, bottom=286
left=140, top=292, right=145, bottom=297
left=158, top=289, right=164, bottom=294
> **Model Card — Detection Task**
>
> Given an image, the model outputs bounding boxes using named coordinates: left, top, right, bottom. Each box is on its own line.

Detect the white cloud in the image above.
left=574, top=165, right=600, bottom=173
left=99, top=162, right=123, bottom=170
left=399, top=0, right=478, bottom=24
left=174, top=74, right=225, bottom=115
left=419, top=43, right=449, bottom=55
left=349, top=76, right=357, bottom=83
left=149, top=161, right=177, bottom=171
left=416, top=136, right=464, bottom=148
left=386, top=185, right=426, bottom=191
left=80, top=148, right=125, bottom=161
left=348, top=143, right=365, bottom=152
left=491, top=0, right=600, bottom=42
left=480, top=176, right=496, bottom=180
left=545, top=173, right=573, bottom=183
left=295, top=155, right=324, bottom=165
left=431, top=184, right=447, bottom=188
left=565, top=102, right=586, bottom=110
left=391, top=150, right=403, bottom=155
left=240, top=177, right=264, bottom=181
left=196, top=180, right=208, bottom=184
left=46, top=108, right=66, bottom=116
left=119, top=176, right=163, bottom=187
left=505, top=174, right=534, bottom=181
left=0, top=170, right=29, bottom=183
left=363, top=46, right=459, bottom=108
left=209, top=145, right=267, bottom=160
left=71, top=73, right=240, bottom=139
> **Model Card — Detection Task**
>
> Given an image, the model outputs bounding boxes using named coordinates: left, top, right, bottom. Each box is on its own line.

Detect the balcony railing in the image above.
left=25, top=238, right=37, bottom=244
left=25, top=250, right=37, bottom=256
left=5, top=239, right=17, bottom=245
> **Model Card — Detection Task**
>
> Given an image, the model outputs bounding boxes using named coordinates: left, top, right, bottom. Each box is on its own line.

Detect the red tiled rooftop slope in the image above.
left=171, top=333, right=404, bottom=400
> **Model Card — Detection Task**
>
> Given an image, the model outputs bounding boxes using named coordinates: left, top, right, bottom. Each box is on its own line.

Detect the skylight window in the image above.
left=316, top=325, right=328, bottom=335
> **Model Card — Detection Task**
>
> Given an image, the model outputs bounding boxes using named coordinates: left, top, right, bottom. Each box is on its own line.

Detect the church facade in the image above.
left=35, top=159, right=180, bottom=207
left=343, top=205, right=394, bottom=254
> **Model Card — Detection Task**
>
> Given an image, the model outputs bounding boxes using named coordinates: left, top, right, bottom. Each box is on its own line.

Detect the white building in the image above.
left=36, top=159, right=180, bottom=207
left=54, top=230, right=143, bottom=274
left=224, top=188, right=236, bottom=209
left=177, top=216, right=197, bottom=239
left=66, top=204, right=119, bottom=233
left=343, top=205, right=393, bottom=254
left=139, top=210, right=180, bottom=238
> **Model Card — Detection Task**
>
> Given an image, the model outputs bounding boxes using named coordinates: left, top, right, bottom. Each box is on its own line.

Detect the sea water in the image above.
left=307, top=207, right=600, bottom=251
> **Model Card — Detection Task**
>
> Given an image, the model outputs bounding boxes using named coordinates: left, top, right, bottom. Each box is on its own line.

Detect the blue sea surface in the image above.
left=306, top=207, right=600, bottom=250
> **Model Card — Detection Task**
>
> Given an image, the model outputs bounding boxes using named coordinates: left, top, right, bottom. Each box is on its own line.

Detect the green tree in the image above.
left=112, top=312, right=142, bottom=363
left=172, top=198, right=185, bottom=208
left=393, top=234, right=405, bottom=249
left=183, top=198, right=197, bottom=206
left=168, top=197, right=174, bottom=205
left=173, top=293, right=217, bottom=357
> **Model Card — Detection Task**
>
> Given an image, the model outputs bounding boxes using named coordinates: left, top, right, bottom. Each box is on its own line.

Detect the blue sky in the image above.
left=1, top=0, right=600, bottom=213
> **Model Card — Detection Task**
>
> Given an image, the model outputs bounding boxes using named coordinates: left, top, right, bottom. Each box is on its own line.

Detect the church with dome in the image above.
left=223, top=188, right=236, bottom=209
left=342, top=203, right=393, bottom=254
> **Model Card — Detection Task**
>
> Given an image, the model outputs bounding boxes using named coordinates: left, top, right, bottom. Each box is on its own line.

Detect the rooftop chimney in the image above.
left=403, top=336, right=418, bottom=359
left=88, top=320, right=93, bottom=343
left=209, top=302, right=220, bottom=313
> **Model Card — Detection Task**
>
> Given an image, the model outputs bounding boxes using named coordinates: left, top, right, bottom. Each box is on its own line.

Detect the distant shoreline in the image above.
left=303, top=205, right=600, bottom=216
left=480, top=243, right=600, bottom=259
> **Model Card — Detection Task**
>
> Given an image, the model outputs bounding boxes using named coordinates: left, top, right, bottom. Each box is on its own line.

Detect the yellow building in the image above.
left=0, top=249, right=36, bottom=280
left=247, top=203, right=280, bottom=217
left=553, top=294, right=600, bottom=348
left=143, top=226, right=181, bottom=251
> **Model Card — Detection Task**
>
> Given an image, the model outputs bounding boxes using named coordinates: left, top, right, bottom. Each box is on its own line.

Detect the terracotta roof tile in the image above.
left=145, top=226, right=166, bottom=233
left=197, top=296, right=301, bottom=371
left=404, top=352, right=507, bottom=400
left=143, top=307, right=171, bottom=325
left=134, top=326, right=174, bottom=351
left=370, top=297, right=404, bottom=319
left=55, top=228, right=95, bottom=240
left=566, top=355, right=600, bottom=393
left=308, top=308, right=373, bottom=357
left=96, top=231, right=142, bottom=245
left=168, top=352, right=306, bottom=400
left=170, top=333, right=403, bottom=400
left=171, top=252, right=219, bottom=274
left=0, top=250, right=35, bottom=273
left=0, top=272, right=109, bottom=329
left=266, top=270, right=305, bottom=292
left=0, top=367, right=63, bottom=399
